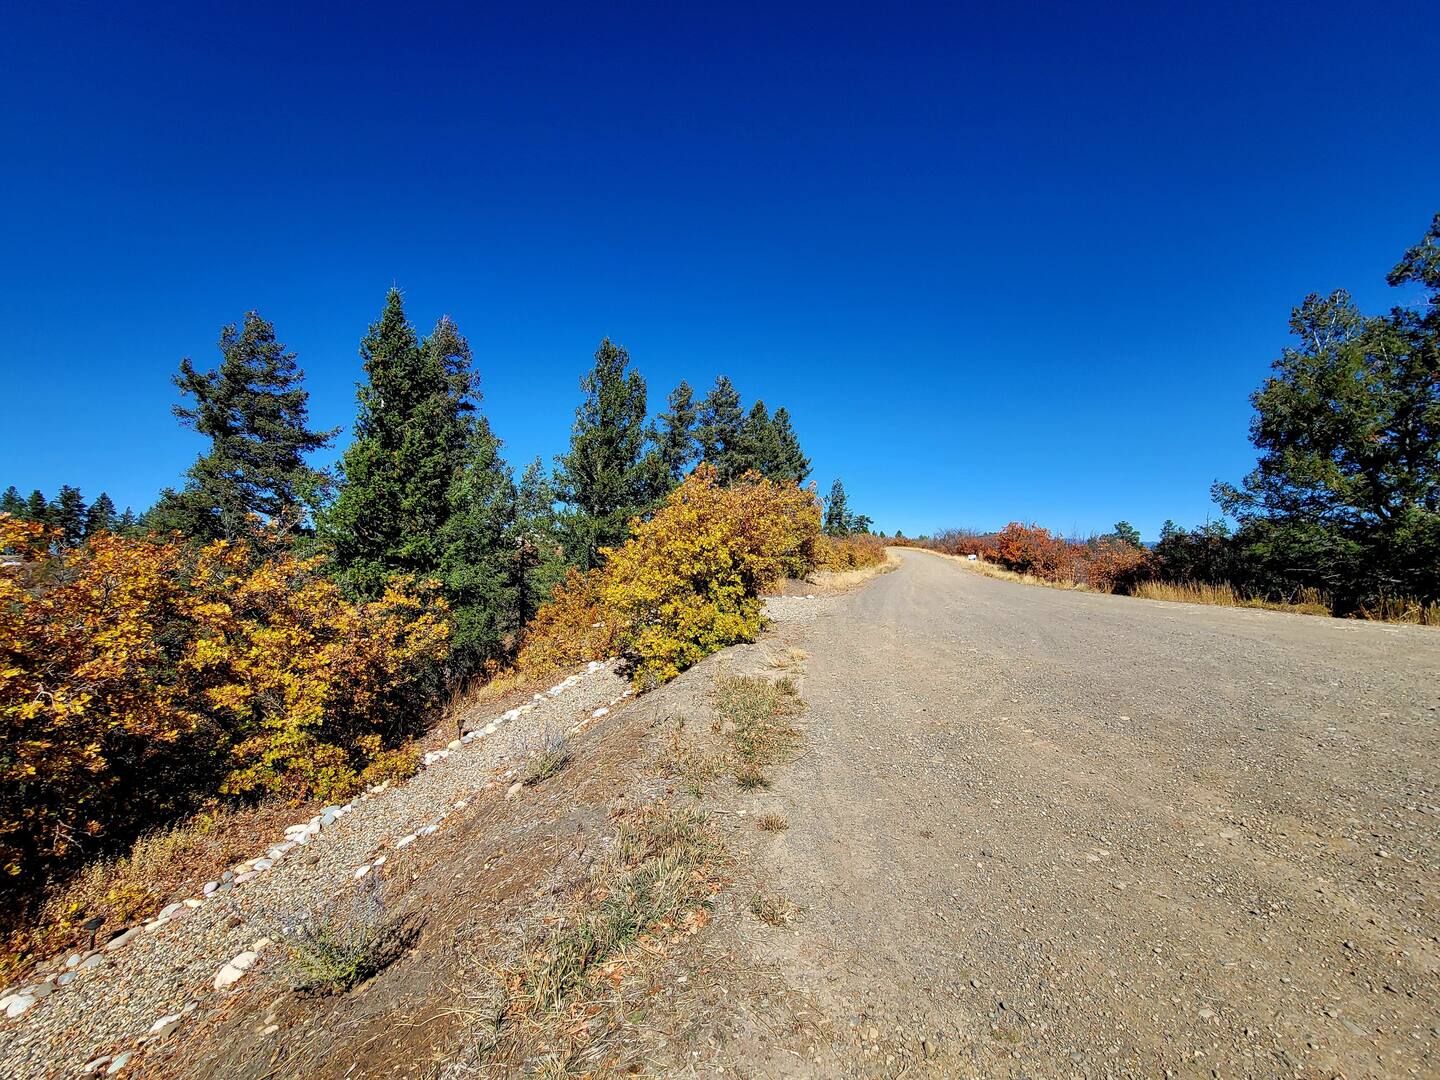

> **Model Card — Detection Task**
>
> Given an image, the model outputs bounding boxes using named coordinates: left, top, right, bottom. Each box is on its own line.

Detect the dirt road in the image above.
left=736, top=549, right=1439, bottom=1078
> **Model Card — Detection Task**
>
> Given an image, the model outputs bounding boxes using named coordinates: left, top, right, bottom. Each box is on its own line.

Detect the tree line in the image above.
left=3, top=290, right=870, bottom=680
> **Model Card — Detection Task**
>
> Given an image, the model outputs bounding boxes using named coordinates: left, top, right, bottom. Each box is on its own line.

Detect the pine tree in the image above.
left=554, top=338, right=652, bottom=569
left=695, top=376, right=746, bottom=483
left=85, top=493, right=118, bottom=536
left=769, top=407, right=811, bottom=485
left=824, top=479, right=851, bottom=536
left=25, top=490, right=49, bottom=524
left=741, top=400, right=784, bottom=478
left=324, top=290, right=453, bottom=595
left=1111, top=521, right=1142, bottom=548
left=438, top=415, right=518, bottom=676
left=653, top=381, right=698, bottom=489
left=512, top=458, right=569, bottom=630
left=117, top=508, right=139, bottom=535
left=0, top=486, right=22, bottom=517
left=156, top=311, right=336, bottom=540
left=54, top=486, right=87, bottom=546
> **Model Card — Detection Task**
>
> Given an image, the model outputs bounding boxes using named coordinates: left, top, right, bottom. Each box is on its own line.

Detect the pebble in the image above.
left=104, top=928, right=142, bottom=952
left=213, top=950, right=259, bottom=991
left=105, top=1051, right=132, bottom=1074
left=147, top=1013, right=182, bottom=1037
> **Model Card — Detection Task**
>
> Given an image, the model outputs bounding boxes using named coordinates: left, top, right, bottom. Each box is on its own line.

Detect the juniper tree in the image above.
left=85, top=493, right=118, bottom=536
left=154, top=312, right=335, bottom=540
left=696, top=376, right=746, bottom=483
left=554, top=338, right=652, bottom=569
left=823, top=479, right=850, bottom=536
left=768, top=407, right=810, bottom=485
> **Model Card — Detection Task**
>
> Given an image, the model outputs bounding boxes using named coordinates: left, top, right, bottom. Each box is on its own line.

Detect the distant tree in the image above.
left=824, top=479, right=850, bottom=536
left=512, top=457, right=570, bottom=629
left=0, top=487, right=22, bottom=517
left=652, top=380, right=698, bottom=489
left=84, top=493, right=117, bottom=536
left=1112, top=520, right=1142, bottom=548
left=1215, top=214, right=1440, bottom=605
left=554, top=338, right=652, bottom=569
left=740, top=400, right=784, bottom=478
left=151, top=312, right=335, bottom=541
left=768, top=406, right=810, bottom=485
left=696, top=376, right=746, bottom=483
left=25, top=490, right=49, bottom=524
left=846, top=513, right=874, bottom=535
left=117, top=507, right=139, bottom=535
left=54, top=486, right=87, bottom=546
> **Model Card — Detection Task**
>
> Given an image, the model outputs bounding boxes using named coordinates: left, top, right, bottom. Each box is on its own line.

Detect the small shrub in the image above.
left=713, top=676, right=805, bottom=789
left=814, top=532, right=886, bottom=571
left=748, top=892, right=800, bottom=927
left=521, top=736, right=572, bottom=787
left=279, top=876, right=415, bottom=994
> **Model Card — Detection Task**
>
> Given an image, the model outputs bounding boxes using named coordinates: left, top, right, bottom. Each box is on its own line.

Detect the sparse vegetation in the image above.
left=523, top=803, right=718, bottom=1012
left=278, top=876, right=417, bottom=994
left=756, top=811, right=789, bottom=832
left=521, top=735, right=572, bottom=787
left=748, top=891, right=800, bottom=927
left=713, top=675, right=805, bottom=790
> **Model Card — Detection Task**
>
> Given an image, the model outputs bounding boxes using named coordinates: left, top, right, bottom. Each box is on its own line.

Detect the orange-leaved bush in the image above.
left=595, top=465, right=820, bottom=686
left=0, top=516, right=449, bottom=887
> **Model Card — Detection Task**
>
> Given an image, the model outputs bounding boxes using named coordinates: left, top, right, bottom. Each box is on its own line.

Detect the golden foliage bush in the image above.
left=0, top=516, right=448, bottom=888
left=515, top=567, right=617, bottom=677
left=597, top=467, right=821, bottom=686
left=815, top=532, right=886, bottom=570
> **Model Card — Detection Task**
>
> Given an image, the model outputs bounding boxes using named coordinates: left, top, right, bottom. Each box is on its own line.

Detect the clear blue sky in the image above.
left=2, top=2, right=1435, bottom=539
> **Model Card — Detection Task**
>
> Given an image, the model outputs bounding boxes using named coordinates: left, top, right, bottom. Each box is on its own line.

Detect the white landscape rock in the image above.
left=213, top=950, right=259, bottom=991
left=354, top=864, right=371, bottom=880
left=148, top=1013, right=182, bottom=1038
left=105, top=1051, right=133, bottom=1074
left=591, top=706, right=609, bottom=718
left=395, top=833, right=417, bottom=849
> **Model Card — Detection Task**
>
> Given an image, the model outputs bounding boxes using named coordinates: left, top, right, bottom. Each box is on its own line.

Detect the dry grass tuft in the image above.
left=1359, top=596, right=1440, bottom=626
left=277, top=875, right=418, bottom=994
left=756, top=812, right=789, bottom=832
left=748, top=892, right=800, bottom=927
left=521, top=735, right=573, bottom=787
left=712, top=675, right=805, bottom=791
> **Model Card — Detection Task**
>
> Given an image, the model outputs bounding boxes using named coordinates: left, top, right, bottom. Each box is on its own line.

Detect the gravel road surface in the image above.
left=746, top=548, right=1439, bottom=1078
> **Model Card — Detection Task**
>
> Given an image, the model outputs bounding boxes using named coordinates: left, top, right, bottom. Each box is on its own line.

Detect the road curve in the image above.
left=753, top=548, right=1439, bottom=1078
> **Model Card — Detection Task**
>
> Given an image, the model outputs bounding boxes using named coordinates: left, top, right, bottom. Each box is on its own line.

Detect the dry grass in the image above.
left=522, top=803, right=718, bottom=1013
left=3, top=803, right=300, bottom=980
left=1359, top=596, right=1440, bottom=626
left=521, top=735, right=573, bottom=787
left=941, top=553, right=1090, bottom=591
left=712, top=676, right=805, bottom=791
left=748, top=892, right=800, bottom=927
left=756, top=812, right=789, bottom=832
left=276, top=875, right=418, bottom=994
left=1131, top=580, right=1332, bottom=617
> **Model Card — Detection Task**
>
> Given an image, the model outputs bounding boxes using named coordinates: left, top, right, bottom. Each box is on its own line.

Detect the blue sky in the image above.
left=2, top=2, right=1435, bottom=539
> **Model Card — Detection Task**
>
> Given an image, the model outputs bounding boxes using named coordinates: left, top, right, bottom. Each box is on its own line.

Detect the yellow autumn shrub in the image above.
left=598, top=466, right=820, bottom=685
left=514, top=567, right=617, bottom=678
left=815, top=532, right=887, bottom=570
left=0, top=516, right=449, bottom=888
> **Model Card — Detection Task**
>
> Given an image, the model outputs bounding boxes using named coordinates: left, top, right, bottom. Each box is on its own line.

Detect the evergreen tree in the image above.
left=25, top=490, right=49, bottom=524
left=554, top=338, right=652, bottom=569
left=512, top=458, right=569, bottom=629
left=769, top=406, right=811, bottom=485
left=117, top=508, right=139, bottom=535
left=1111, top=521, right=1142, bottom=548
left=695, top=376, right=746, bottom=483
left=741, top=400, right=784, bottom=478
left=652, top=380, right=698, bottom=489
left=54, top=486, right=87, bottom=546
left=85, top=493, right=118, bottom=536
left=324, top=291, right=459, bottom=595
left=155, top=311, right=335, bottom=540
left=0, top=486, right=22, bottom=517
left=438, top=415, right=517, bottom=676
left=824, top=479, right=851, bottom=536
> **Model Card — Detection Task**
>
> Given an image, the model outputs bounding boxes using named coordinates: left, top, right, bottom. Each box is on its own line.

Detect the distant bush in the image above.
left=815, top=532, right=887, bottom=571
left=0, top=516, right=449, bottom=890
left=599, top=466, right=821, bottom=685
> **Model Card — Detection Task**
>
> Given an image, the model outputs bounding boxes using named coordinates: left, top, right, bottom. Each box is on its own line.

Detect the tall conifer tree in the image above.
left=554, top=338, right=652, bottom=568
left=0, top=487, right=22, bottom=517
left=84, top=493, right=118, bottom=536
left=696, top=375, right=746, bottom=483
left=769, top=406, right=811, bottom=484
left=54, top=486, right=87, bottom=546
